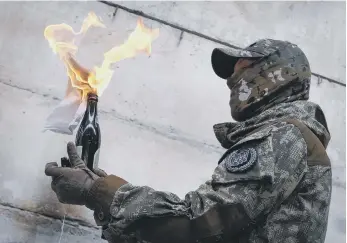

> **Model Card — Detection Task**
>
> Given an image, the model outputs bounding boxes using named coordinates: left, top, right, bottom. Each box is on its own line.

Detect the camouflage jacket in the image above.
left=96, top=100, right=332, bottom=243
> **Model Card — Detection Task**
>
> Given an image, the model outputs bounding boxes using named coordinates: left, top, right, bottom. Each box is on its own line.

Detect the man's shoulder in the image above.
left=236, top=119, right=306, bottom=151
left=214, top=120, right=307, bottom=185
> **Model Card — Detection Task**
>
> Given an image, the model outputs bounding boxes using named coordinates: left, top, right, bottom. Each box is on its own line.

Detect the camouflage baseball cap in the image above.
left=211, top=39, right=289, bottom=79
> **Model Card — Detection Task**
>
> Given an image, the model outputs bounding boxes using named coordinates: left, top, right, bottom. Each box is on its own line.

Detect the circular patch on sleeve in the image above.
left=224, top=147, right=257, bottom=173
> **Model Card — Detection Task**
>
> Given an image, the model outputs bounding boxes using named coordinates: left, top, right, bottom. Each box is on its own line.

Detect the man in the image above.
left=45, top=39, right=332, bottom=243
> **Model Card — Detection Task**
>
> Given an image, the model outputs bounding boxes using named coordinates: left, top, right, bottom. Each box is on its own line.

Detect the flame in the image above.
left=44, top=12, right=159, bottom=99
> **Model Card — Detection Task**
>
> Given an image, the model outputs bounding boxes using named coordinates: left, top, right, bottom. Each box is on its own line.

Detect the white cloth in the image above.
left=44, top=79, right=86, bottom=135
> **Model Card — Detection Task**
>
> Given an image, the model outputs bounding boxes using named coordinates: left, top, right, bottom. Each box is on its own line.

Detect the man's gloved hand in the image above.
left=45, top=142, right=128, bottom=219
left=45, top=142, right=107, bottom=207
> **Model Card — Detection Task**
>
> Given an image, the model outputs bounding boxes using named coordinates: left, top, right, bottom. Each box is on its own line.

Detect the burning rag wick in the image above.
left=44, top=11, right=159, bottom=100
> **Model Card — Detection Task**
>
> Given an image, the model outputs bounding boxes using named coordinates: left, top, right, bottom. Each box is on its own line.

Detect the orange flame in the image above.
left=44, top=12, right=159, bottom=99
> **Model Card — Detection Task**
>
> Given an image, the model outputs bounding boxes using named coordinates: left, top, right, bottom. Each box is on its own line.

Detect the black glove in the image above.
left=45, top=142, right=107, bottom=207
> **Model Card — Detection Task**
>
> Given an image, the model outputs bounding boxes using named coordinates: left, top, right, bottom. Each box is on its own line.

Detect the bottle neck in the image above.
left=86, top=93, right=98, bottom=119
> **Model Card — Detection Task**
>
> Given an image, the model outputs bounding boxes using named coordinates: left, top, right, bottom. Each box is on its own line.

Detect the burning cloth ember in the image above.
left=43, top=12, right=159, bottom=134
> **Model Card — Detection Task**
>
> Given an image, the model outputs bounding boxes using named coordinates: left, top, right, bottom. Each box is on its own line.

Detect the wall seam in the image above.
left=0, top=203, right=98, bottom=229
left=0, top=80, right=224, bottom=155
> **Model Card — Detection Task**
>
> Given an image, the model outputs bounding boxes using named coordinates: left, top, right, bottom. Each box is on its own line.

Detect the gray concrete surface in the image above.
left=115, top=1, right=346, bottom=84
left=0, top=204, right=102, bottom=243
left=0, top=1, right=345, bottom=243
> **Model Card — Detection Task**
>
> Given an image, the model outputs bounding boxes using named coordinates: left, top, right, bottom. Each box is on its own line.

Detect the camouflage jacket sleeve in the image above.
left=97, top=122, right=308, bottom=243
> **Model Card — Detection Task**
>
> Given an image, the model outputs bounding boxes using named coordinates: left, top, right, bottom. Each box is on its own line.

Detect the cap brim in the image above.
left=211, top=48, right=264, bottom=79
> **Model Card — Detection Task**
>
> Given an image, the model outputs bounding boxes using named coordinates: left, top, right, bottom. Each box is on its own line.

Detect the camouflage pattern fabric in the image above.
left=212, top=39, right=312, bottom=121
left=213, top=100, right=330, bottom=150
left=97, top=100, right=332, bottom=243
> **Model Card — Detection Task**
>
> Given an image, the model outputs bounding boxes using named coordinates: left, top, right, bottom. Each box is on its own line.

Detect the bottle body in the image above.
left=75, top=93, right=101, bottom=171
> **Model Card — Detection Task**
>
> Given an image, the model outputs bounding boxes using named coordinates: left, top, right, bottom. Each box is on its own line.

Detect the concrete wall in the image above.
left=115, top=1, right=346, bottom=84
left=0, top=1, right=345, bottom=242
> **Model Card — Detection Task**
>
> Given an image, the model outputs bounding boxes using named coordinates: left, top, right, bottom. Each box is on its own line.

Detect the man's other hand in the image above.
left=45, top=142, right=106, bottom=207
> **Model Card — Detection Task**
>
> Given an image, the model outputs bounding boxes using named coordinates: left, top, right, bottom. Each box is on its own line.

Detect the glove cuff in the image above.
left=86, top=175, right=128, bottom=225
